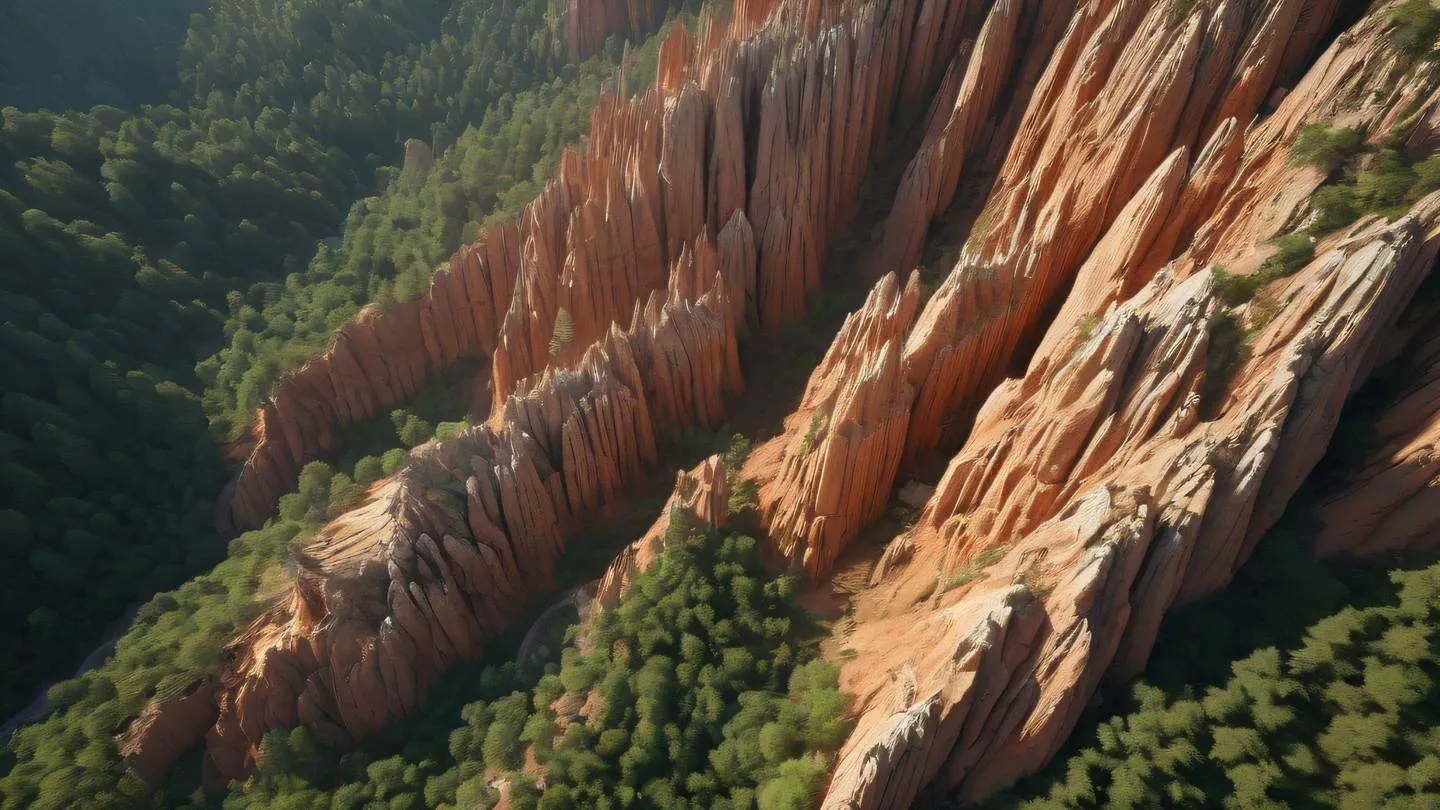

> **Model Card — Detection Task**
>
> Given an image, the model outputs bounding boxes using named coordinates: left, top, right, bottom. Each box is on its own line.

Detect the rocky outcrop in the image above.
left=876, top=0, right=1024, bottom=273
left=900, top=0, right=1350, bottom=471
left=828, top=198, right=1440, bottom=807
left=812, top=3, right=1440, bottom=802
left=171, top=0, right=1440, bottom=804
left=115, top=681, right=218, bottom=789
left=748, top=271, right=922, bottom=579
left=125, top=261, right=745, bottom=783
left=401, top=138, right=434, bottom=174
left=224, top=223, right=522, bottom=533
left=227, top=0, right=976, bottom=532
left=559, top=0, right=669, bottom=61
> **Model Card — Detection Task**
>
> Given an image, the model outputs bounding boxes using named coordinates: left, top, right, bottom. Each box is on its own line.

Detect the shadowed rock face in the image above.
left=560, top=0, right=669, bottom=61
left=1316, top=322, right=1440, bottom=558
left=748, top=270, right=923, bottom=580
left=136, top=0, right=1440, bottom=801
left=588, top=454, right=732, bottom=616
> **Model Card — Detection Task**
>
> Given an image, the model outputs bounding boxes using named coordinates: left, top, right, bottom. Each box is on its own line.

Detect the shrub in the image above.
left=1288, top=125, right=1366, bottom=174
left=380, top=447, right=411, bottom=475
left=1388, top=0, right=1440, bottom=57
left=1200, top=310, right=1251, bottom=419
left=1309, top=185, right=1363, bottom=235
left=1355, top=149, right=1420, bottom=212
left=1415, top=153, right=1440, bottom=192
left=1259, top=233, right=1315, bottom=278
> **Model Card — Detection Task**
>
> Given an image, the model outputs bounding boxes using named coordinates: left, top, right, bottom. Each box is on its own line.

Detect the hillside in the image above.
left=4, top=0, right=1440, bottom=807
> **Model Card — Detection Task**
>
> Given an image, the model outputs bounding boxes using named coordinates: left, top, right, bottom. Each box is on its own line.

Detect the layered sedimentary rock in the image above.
left=115, top=682, right=218, bottom=789
left=748, top=271, right=922, bottom=579
left=228, top=0, right=974, bottom=532
left=813, top=4, right=1440, bottom=803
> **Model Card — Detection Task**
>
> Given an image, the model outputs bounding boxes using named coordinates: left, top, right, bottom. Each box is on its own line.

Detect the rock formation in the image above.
left=227, top=0, right=975, bottom=532
left=224, top=223, right=522, bottom=533
left=748, top=271, right=922, bottom=579
left=124, top=259, right=744, bottom=783
left=826, top=195, right=1440, bottom=807
left=1315, top=321, right=1440, bottom=557
left=807, top=3, right=1440, bottom=803
left=899, top=0, right=1351, bottom=471
left=559, top=0, right=669, bottom=61
left=150, top=0, right=1440, bottom=803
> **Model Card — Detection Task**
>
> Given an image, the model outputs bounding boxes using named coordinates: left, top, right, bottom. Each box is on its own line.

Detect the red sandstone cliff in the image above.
left=226, top=0, right=963, bottom=533
left=787, top=3, right=1440, bottom=804
left=559, top=0, right=669, bottom=61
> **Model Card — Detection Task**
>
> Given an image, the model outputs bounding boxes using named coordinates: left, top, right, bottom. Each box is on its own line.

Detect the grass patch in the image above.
left=939, top=544, right=1012, bottom=594
left=797, top=409, right=826, bottom=456
left=1388, top=0, right=1440, bottom=58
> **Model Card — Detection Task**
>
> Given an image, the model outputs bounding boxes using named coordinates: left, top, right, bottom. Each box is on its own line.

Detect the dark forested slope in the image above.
left=0, top=0, right=203, bottom=109
left=0, top=0, right=684, bottom=721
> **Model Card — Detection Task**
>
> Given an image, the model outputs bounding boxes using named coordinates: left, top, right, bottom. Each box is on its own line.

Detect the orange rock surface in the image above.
left=811, top=3, right=1440, bottom=804
left=161, top=0, right=1440, bottom=803
left=227, top=0, right=969, bottom=531
left=748, top=271, right=922, bottom=579
left=126, top=265, right=744, bottom=782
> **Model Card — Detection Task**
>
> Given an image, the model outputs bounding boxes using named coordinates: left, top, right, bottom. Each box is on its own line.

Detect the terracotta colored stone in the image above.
left=748, top=271, right=923, bottom=579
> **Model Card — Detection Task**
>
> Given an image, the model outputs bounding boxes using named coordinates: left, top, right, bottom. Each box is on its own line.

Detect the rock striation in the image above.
left=160, top=0, right=1440, bottom=803
left=226, top=0, right=975, bottom=532
left=810, top=4, right=1440, bottom=804
left=224, top=223, right=522, bottom=534
left=748, top=271, right=922, bottom=579
left=1315, top=322, right=1440, bottom=557
left=828, top=198, right=1440, bottom=807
